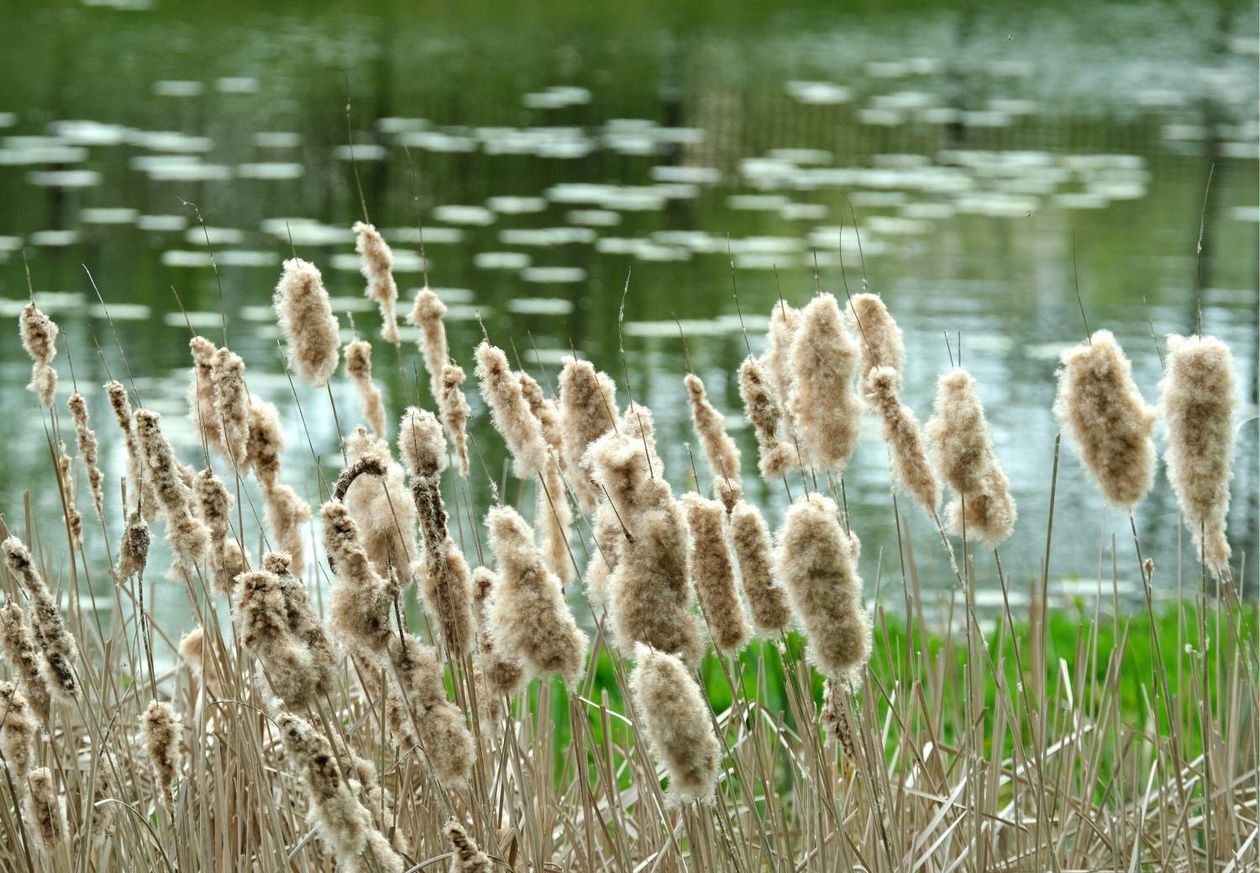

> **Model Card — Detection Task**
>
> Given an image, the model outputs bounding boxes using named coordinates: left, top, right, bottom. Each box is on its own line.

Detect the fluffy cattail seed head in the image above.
left=1054, top=330, right=1157, bottom=508
left=353, top=222, right=402, bottom=346
left=476, top=341, right=548, bottom=478
left=346, top=339, right=387, bottom=437
left=471, top=567, right=525, bottom=697
left=211, top=347, right=250, bottom=466
left=866, top=367, right=939, bottom=514
left=385, top=635, right=475, bottom=788
left=738, top=355, right=796, bottom=481
left=407, top=288, right=449, bottom=399
left=187, top=336, right=224, bottom=451
left=729, top=500, right=792, bottom=633
left=559, top=356, right=619, bottom=511
left=684, top=373, right=743, bottom=510
left=0, top=603, right=52, bottom=722
left=67, top=392, right=104, bottom=516
left=142, top=700, right=182, bottom=811
left=629, top=644, right=721, bottom=803
left=3, top=537, right=78, bottom=699
left=134, top=410, right=210, bottom=571
left=790, top=293, right=862, bottom=471
left=1160, top=334, right=1237, bottom=577
left=0, top=681, right=37, bottom=781
left=445, top=819, right=493, bottom=872
left=20, top=303, right=58, bottom=406
left=775, top=494, right=871, bottom=682
left=321, top=500, right=396, bottom=655
left=398, top=407, right=447, bottom=478
left=847, top=292, right=905, bottom=390
left=25, top=767, right=66, bottom=849
left=683, top=494, right=750, bottom=654
left=274, top=258, right=341, bottom=387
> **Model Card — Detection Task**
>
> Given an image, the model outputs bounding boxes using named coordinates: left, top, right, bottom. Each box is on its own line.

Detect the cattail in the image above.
left=19, top=302, right=58, bottom=406
left=274, top=258, right=341, bottom=387
left=141, top=700, right=182, bottom=811
left=2, top=537, right=78, bottom=699
left=486, top=506, right=588, bottom=685
left=738, top=355, right=796, bottom=480
left=0, top=603, right=52, bottom=722
left=385, top=635, right=475, bottom=787
left=0, top=681, right=37, bottom=781
left=25, top=767, right=65, bottom=849
left=619, top=402, right=665, bottom=479
left=1161, top=334, right=1237, bottom=576
left=407, top=288, right=449, bottom=397
left=234, top=570, right=325, bottom=707
left=346, top=339, right=387, bottom=437
left=322, top=501, right=396, bottom=656
left=683, top=494, right=750, bottom=654
left=398, top=407, right=446, bottom=478
left=194, top=468, right=241, bottom=597
left=178, top=626, right=221, bottom=697
left=445, top=819, right=493, bottom=873
left=263, top=482, right=310, bottom=578
left=684, top=373, right=743, bottom=510
left=558, top=356, right=619, bottom=511
left=275, top=712, right=405, bottom=872
left=729, top=501, right=791, bottom=633
left=866, top=367, right=939, bottom=514
left=790, top=293, right=862, bottom=471
left=925, top=368, right=1017, bottom=546
left=187, top=336, right=224, bottom=452
left=583, top=502, right=622, bottom=607
left=266, top=551, right=337, bottom=694
left=1055, top=330, right=1157, bottom=508
left=519, top=371, right=563, bottom=452
left=67, top=392, right=104, bottom=517
left=246, top=396, right=284, bottom=485
left=353, top=222, right=402, bottom=346
left=629, top=644, right=721, bottom=803
left=775, top=494, right=871, bottom=682
left=847, top=292, right=905, bottom=390
left=134, top=410, right=210, bottom=571
left=763, top=301, right=800, bottom=437
left=211, top=347, right=250, bottom=466
left=105, top=380, right=155, bottom=517
left=588, top=434, right=703, bottom=666
left=248, top=397, right=310, bottom=575
left=342, top=429, right=418, bottom=583
left=821, top=678, right=858, bottom=758
left=471, top=567, right=524, bottom=697
left=476, top=341, right=548, bottom=478
left=55, top=440, right=83, bottom=549
left=537, top=455, right=574, bottom=583
left=439, top=363, right=472, bottom=478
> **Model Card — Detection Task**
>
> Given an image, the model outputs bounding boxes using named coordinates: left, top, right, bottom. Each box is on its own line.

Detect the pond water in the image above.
left=1, top=0, right=1257, bottom=628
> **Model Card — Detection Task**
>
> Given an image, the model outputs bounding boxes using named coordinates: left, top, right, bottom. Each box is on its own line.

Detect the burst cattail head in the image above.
left=518, top=370, right=562, bottom=451
left=949, top=467, right=1018, bottom=547
left=56, top=440, right=83, bottom=549
left=3, top=536, right=78, bottom=699
left=619, top=402, right=665, bottom=478
left=274, top=257, right=341, bottom=387
left=211, top=346, right=250, bottom=466
left=445, top=819, right=493, bottom=873
left=683, top=494, right=750, bottom=654
left=471, top=567, right=525, bottom=697
left=584, top=429, right=654, bottom=517
left=866, top=366, right=939, bottom=513
left=105, top=379, right=154, bottom=515
left=684, top=373, right=743, bottom=510
left=20, top=302, right=58, bottom=406
left=0, top=603, right=52, bottom=723
left=439, top=363, right=472, bottom=478
left=245, top=396, right=285, bottom=485
left=475, top=341, right=548, bottom=478
left=583, top=502, right=622, bottom=608
left=485, top=505, right=588, bottom=686
left=134, top=410, right=211, bottom=571
left=321, top=500, right=396, bottom=655
left=729, top=500, right=791, bottom=633
left=178, top=626, right=221, bottom=697
left=406, top=288, right=449, bottom=398
left=1160, top=334, right=1237, bottom=576
left=629, top=644, right=721, bottom=803
left=342, top=429, right=418, bottom=582
left=234, top=569, right=325, bottom=707
left=558, top=356, right=619, bottom=511
left=67, top=392, right=104, bottom=516
left=142, top=700, right=182, bottom=811
left=25, top=767, right=65, bottom=849
left=774, top=494, right=871, bottom=682
left=263, top=481, right=310, bottom=578
left=790, top=293, right=862, bottom=471
left=266, top=551, right=336, bottom=694
left=0, top=680, right=37, bottom=781
left=1054, top=330, right=1156, bottom=508
left=275, top=711, right=406, bottom=872
left=193, top=468, right=232, bottom=542
left=398, top=407, right=447, bottom=478
left=353, top=222, right=401, bottom=346
left=385, top=635, right=475, bottom=787
left=187, top=336, right=224, bottom=451
left=847, top=292, right=905, bottom=390
left=763, top=301, right=800, bottom=429
left=345, top=339, right=387, bottom=437
left=738, top=354, right=796, bottom=480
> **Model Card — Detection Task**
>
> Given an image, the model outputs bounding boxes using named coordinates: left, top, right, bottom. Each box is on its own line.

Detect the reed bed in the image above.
left=0, top=240, right=1255, bottom=873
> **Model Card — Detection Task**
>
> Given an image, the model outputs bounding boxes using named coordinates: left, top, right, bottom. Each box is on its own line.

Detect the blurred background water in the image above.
left=1, top=0, right=1257, bottom=625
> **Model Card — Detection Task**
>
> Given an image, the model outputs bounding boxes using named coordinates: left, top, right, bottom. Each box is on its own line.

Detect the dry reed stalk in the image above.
left=1160, top=334, right=1237, bottom=576
left=353, top=221, right=402, bottom=346
left=67, top=392, right=103, bottom=517
left=559, top=356, right=619, bottom=511
left=486, top=505, right=588, bottom=685
left=775, top=494, right=870, bottom=683
left=1054, top=329, right=1156, bottom=508
left=683, top=494, right=750, bottom=654
left=345, top=339, right=387, bottom=438
left=19, top=302, right=58, bottom=407
left=629, top=644, right=721, bottom=803
left=274, top=257, right=341, bottom=387
left=729, top=500, right=791, bottom=633
left=865, top=366, right=939, bottom=514
left=790, top=293, right=862, bottom=471
left=684, top=373, right=743, bottom=510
